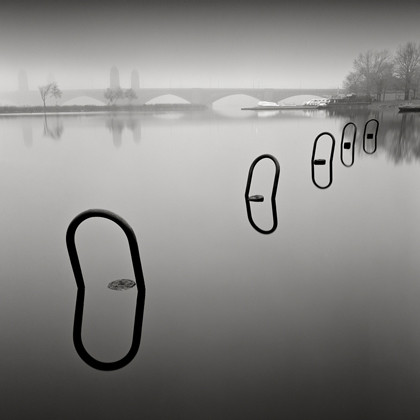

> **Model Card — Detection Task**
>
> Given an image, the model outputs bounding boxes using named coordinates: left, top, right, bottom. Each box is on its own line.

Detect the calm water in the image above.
left=1, top=107, right=420, bottom=419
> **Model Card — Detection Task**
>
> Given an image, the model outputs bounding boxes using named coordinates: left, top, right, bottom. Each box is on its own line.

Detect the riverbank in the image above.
left=367, top=99, right=420, bottom=111
left=0, top=103, right=207, bottom=115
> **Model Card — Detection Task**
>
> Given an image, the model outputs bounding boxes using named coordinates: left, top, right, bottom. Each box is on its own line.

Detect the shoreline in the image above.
left=0, top=103, right=207, bottom=115
left=0, top=100, right=419, bottom=115
left=367, top=99, right=420, bottom=111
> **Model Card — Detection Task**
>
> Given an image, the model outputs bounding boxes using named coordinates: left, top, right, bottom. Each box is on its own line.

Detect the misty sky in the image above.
left=1, top=0, right=419, bottom=90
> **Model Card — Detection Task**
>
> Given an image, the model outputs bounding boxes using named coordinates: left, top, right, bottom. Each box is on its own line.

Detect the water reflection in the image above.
left=245, top=199, right=278, bottom=235
left=67, top=209, right=146, bottom=371
left=105, top=115, right=124, bottom=147
left=73, top=285, right=145, bottom=371
left=126, top=117, right=142, bottom=143
left=324, top=110, right=420, bottom=164
left=153, top=112, right=185, bottom=120
left=11, top=109, right=420, bottom=165
left=324, top=108, right=373, bottom=120
left=3, top=106, right=420, bottom=417
left=43, top=114, right=64, bottom=140
left=105, top=113, right=142, bottom=147
left=344, top=113, right=420, bottom=164
left=379, top=114, right=420, bottom=164
left=256, top=110, right=279, bottom=118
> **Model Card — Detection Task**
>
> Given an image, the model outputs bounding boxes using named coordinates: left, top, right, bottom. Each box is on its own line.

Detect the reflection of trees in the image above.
left=343, top=111, right=420, bottom=164
left=380, top=113, right=420, bottom=164
left=43, top=114, right=64, bottom=140
left=325, top=108, right=372, bottom=121
left=105, top=114, right=141, bottom=147
left=125, top=116, right=141, bottom=143
left=326, top=109, right=420, bottom=164
left=105, top=115, right=124, bottom=147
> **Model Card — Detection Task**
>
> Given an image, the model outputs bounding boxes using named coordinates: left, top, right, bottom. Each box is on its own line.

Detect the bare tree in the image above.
left=412, top=67, right=420, bottom=99
left=344, top=71, right=364, bottom=95
left=394, top=42, right=420, bottom=100
left=39, top=82, right=62, bottom=108
left=50, top=82, right=62, bottom=104
left=124, top=88, right=137, bottom=104
left=353, top=51, right=376, bottom=96
left=39, top=83, right=53, bottom=108
left=346, top=50, right=393, bottom=99
left=372, top=52, right=394, bottom=101
left=104, top=87, right=124, bottom=105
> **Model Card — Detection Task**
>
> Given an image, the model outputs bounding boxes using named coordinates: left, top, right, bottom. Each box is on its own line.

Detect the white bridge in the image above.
left=1, top=87, right=340, bottom=107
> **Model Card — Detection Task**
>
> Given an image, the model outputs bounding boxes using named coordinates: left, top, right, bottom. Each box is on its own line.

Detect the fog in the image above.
left=1, top=0, right=420, bottom=91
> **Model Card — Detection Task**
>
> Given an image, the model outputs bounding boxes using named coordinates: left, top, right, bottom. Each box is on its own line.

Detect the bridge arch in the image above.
left=62, top=96, right=106, bottom=106
left=213, top=94, right=261, bottom=108
left=277, top=94, right=328, bottom=105
left=145, top=94, right=191, bottom=104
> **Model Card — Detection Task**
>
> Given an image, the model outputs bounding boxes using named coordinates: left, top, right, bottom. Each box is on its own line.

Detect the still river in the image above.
left=0, top=106, right=420, bottom=419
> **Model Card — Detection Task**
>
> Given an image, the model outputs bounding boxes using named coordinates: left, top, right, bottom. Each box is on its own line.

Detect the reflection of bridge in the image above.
left=1, top=87, right=339, bottom=106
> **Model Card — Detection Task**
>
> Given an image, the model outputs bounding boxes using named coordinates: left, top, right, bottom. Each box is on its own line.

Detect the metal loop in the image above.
left=245, top=199, right=278, bottom=235
left=66, top=209, right=145, bottom=290
left=363, top=118, right=379, bottom=154
left=66, top=209, right=146, bottom=371
left=244, top=154, right=280, bottom=234
left=340, top=122, right=357, bottom=167
left=73, top=286, right=145, bottom=371
left=311, top=132, right=335, bottom=189
left=245, top=154, right=280, bottom=201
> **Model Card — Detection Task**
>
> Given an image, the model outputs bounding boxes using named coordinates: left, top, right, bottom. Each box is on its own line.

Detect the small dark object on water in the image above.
left=313, top=159, right=326, bottom=165
left=399, top=105, right=420, bottom=112
left=367, top=133, right=373, bottom=139
left=344, top=142, right=351, bottom=149
left=108, top=279, right=136, bottom=291
left=248, top=195, right=264, bottom=202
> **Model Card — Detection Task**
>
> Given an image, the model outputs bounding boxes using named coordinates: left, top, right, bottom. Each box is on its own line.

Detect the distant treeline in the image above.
left=344, top=41, right=420, bottom=100
left=0, top=103, right=207, bottom=114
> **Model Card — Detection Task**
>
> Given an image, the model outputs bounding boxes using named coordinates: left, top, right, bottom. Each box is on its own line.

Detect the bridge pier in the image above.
left=190, top=89, right=205, bottom=105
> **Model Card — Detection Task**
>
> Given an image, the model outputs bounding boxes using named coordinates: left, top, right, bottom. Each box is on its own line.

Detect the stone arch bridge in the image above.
left=1, top=87, right=339, bottom=107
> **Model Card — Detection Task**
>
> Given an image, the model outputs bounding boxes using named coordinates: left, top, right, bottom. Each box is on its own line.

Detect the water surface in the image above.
left=1, top=107, right=420, bottom=419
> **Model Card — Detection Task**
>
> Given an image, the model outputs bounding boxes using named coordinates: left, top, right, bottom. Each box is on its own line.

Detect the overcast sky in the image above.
left=1, top=0, right=419, bottom=90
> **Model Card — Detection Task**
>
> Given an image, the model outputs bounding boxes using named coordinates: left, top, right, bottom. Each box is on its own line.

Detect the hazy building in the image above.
left=131, top=69, right=140, bottom=90
left=18, top=69, right=29, bottom=92
left=110, top=66, right=120, bottom=89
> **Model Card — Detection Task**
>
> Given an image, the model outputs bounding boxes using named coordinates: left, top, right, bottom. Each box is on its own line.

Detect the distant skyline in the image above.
left=1, top=0, right=419, bottom=91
